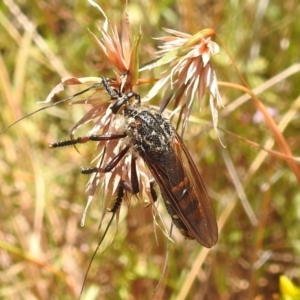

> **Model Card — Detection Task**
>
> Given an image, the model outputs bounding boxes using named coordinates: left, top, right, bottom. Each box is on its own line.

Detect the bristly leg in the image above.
left=50, top=128, right=141, bottom=194
left=49, top=133, right=126, bottom=148
left=150, top=180, right=158, bottom=203
left=81, top=145, right=130, bottom=174
left=130, top=156, right=139, bottom=194
left=80, top=179, right=131, bottom=298
left=49, top=132, right=131, bottom=173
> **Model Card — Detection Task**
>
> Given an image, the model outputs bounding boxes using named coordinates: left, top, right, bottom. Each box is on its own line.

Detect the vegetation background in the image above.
left=1, top=0, right=300, bottom=299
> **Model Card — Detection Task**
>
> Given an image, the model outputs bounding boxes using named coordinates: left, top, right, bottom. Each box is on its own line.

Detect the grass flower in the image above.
left=46, top=8, right=153, bottom=227
left=141, top=28, right=222, bottom=134
left=45, top=6, right=223, bottom=233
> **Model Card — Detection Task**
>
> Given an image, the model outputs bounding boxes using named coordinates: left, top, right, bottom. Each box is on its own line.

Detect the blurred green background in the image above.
left=1, top=0, right=300, bottom=299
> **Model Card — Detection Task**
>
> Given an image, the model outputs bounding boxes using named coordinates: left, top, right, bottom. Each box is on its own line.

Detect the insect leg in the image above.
left=81, top=146, right=130, bottom=174
left=107, top=180, right=126, bottom=212
left=49, top=133, right=126, bottom=148
left=102, top=156, right=140, bottom=195
left=80, top=172, right=143, bottom=297
left=50, top=132, right=132, bottom=178
left=130, top=156, right=139, bottom=194
left=150, top=180, right=158, bottom=203
left=80, top=179, right=126, bottom=298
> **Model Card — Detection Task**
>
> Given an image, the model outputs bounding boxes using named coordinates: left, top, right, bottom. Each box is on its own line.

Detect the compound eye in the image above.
left=111, top=98, right=127, bottom=114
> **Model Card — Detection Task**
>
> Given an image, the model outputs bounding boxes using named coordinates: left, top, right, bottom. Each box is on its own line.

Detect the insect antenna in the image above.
left=0, top=81, right=103, bottom=135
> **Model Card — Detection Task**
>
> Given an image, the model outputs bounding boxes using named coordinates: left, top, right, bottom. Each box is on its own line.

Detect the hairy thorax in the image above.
left=124, top=105, right=174, bottom=159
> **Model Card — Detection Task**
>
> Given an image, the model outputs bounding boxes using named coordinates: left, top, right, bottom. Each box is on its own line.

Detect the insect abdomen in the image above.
left=161, top=189, right=194, bottom=239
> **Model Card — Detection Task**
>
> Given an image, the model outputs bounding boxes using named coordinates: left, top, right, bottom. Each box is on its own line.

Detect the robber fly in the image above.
left=51, top=77, right=218, bottom=248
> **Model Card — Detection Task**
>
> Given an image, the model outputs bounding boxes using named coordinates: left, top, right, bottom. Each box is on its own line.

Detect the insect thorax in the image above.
left=124, top=106, right=174, bottom=158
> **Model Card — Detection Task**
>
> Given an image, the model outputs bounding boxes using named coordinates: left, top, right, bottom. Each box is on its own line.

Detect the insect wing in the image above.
left=142, top=132, right=218, bottom=247
left=170, top=131, right=218, bottom=247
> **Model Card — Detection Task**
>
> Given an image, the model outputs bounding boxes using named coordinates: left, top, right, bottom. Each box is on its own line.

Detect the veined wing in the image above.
left=141, top=131, right=218, bottom=247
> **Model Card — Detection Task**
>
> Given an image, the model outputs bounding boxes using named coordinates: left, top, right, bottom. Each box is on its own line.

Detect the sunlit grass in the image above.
left=1, top=1, right=300, bottom=299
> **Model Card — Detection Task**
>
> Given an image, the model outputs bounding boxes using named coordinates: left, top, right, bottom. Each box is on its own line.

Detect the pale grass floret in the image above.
left=142, top=28, right=223, bottom=135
